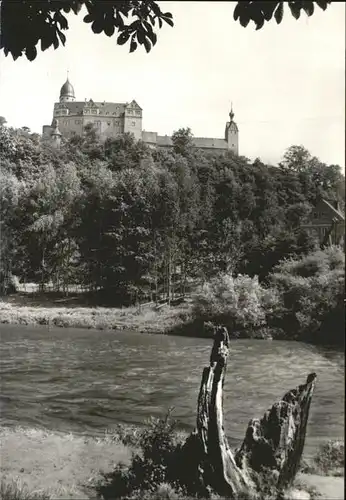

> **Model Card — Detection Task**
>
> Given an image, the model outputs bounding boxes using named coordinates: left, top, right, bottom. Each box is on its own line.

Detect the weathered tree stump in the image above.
left=183, top=325, right=317, bottom=498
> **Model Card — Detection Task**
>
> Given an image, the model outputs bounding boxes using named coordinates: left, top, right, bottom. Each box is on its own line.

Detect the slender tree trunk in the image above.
left=167, top=247, right=171, bottom=305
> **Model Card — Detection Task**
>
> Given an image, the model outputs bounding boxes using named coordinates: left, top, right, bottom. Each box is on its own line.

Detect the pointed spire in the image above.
left=229, top=102, right=234, bottom=121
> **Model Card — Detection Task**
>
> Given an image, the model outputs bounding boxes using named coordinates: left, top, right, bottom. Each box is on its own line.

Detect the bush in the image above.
left=313, top=440, right=344, bottom=476
left=96, top=409, right=186, bottom=500
left=192, top=274, right=279, bottom=337
left=272, top=246, right=344, bottom=278
left=0, top=480, right=49, bottom=500
left=301, top=440, right=344, bottom=476
left=268, top=246, right=345, bottom=344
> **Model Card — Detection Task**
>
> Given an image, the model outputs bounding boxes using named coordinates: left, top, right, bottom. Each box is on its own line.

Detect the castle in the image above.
left=43, top=77, right=239, bottom=154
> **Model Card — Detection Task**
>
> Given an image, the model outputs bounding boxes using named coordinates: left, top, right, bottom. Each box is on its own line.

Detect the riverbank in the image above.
left=0, top=294, right=192, bottom=335
left=0, top=426, right=344, bottom=500
left=1, top=289, right=344, bottom=346
left=0, top=297, right=288, bottom=340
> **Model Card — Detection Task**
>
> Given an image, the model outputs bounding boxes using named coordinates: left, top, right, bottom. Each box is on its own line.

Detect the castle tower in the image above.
left=123, top=100, right=143, bottom=140
left=59, top=76, right=75, bottom=103
left=50, top=118, right=62, bottom=148
left=225, top=105, right=239, bottom=155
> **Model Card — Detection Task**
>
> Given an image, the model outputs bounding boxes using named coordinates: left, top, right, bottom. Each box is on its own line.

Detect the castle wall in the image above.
left=42, top=125, right=52, bottom=138
left=141, top=131, right=158, bottom=145
left=57, top=116, right=84, bottom=138
left=83, top=115, right=125, bottom=139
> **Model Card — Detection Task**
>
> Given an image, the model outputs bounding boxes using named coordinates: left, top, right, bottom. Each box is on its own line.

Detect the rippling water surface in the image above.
left=0, top=324, right=344, bottom=457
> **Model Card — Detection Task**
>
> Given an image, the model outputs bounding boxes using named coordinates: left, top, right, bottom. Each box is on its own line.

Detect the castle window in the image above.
left=136, top=110, right=140, bottom=115
left=132, top=121, right=136, bottom=126
left=107, top=122, right=111, bottom=126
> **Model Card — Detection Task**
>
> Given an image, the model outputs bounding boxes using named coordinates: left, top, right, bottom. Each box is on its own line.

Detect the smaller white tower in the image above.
left=225, top=104, right=239, bottom=155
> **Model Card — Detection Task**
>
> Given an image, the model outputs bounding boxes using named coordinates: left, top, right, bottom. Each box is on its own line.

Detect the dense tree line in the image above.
left=0, top=123, right=344, bottom=304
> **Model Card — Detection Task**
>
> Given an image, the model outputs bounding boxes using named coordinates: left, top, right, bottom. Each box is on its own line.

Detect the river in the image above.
left=0, top=324, right=344, bottom=457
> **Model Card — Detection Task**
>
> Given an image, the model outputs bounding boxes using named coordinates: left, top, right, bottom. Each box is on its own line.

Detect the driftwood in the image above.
left=182, top=325, right=317, bottom=498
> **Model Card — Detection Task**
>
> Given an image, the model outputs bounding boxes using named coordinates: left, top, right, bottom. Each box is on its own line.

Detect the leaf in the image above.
left=115, top=12, right=125, bottom=30
left=261, top=2, right=278, bottom=21
left=162, top=16, right=174, bottom=27
left=252, top=9, right=265, bottom=30
left=52, top=34, right=59, bottom=50
left=117, top=31, right=131, bottom=45
left=26, top=45, right=37, bottom=61
left=255, top=18, right=265, bottom=30
left=55, top=12, right=68, bottom=30
left=71, top=1, right=83, bottom=14
left=41, top=35, right=52, bottom=52
left=104, top=24, right=115, bottom=37
left=143, top=20, right=154, bottom=34
left=143, top=37, right=151, bottom=53
left=239, top=14, right=250, bottom=28
left=57, top=30, right=66, bottom=45
left=274, top=2, right=284, bottom=24
left=315, top=0, right=329, bottom=10
left=91, top=19, right=104, bottom=34
left=149, top=31, right=157, bottom=46
left=288, top=3, right=301, bottom=19
left=129, top=37, right=137, bottom=53
left=233, top=2, right=243, bottom=21
left=158, top=17, right=162, bottom=28
left=12, top=50, right=22, bottom=61
left=83, top=14, right=94, bottom=23
left=302, top=1, right=314, bottom=16
left=137, top=29, right=145, bottom=44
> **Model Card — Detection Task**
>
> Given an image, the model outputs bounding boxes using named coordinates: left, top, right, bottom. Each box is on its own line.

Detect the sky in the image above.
left=0, top=1, right=344, bottom=167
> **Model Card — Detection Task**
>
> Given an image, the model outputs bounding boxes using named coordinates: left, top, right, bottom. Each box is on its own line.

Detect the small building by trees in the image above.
left=302, top=198, right=345, bottom=246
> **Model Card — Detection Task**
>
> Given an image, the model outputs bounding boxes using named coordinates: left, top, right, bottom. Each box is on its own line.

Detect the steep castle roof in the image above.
left=53, top=101, right=133, bottom=116
left=155, top=135, right=228, bottom=150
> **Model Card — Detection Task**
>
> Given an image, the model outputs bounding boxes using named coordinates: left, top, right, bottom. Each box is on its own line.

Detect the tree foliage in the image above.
left=233, top=1, right=333, bottom=30
left=0, top=0, right=333, bottom=61
left=0, top=121, right=344, bottom=302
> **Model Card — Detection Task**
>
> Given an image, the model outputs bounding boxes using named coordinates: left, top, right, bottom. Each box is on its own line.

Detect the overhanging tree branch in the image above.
left=0, top=1, right=333, bottom=61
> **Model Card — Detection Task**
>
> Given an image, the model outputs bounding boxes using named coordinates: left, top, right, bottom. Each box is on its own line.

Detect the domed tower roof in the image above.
left=59, top=77, right=75, bottom=102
